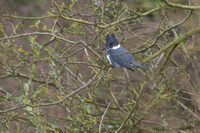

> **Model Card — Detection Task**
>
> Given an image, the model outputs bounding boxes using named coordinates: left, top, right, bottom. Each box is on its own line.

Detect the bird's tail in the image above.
left=131, top=62, right=146, bottom=68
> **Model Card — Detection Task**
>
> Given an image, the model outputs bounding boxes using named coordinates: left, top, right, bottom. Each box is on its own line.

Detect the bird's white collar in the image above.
left=112, top=44, right=121, bottom=49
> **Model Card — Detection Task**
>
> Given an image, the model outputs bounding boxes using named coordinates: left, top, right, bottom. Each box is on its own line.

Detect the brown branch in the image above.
left=99, top=101, right=111, bottom=133
left=165, top=0, right=200, bottom=9
left=142, top=27, right=200, bottom=64
left=35, top=72, right=100, bottom=107
left=0, top=72, right=98, bottom=113
left=115, top=83, right=145, bottom=132
left=0, top=32, right=76, bottom=44
left=177, top=101, right=200, bottom=121
left=134, top=9, right=193, bottom=54
left=1, top=14, right=57, bottom=20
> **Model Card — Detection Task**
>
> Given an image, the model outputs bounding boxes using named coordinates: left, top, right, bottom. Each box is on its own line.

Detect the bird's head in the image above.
left=100, top=34, right=119, bottom=51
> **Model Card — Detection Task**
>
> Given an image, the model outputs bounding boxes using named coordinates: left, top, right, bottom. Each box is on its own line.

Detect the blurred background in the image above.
left=0, top=0, right=200, bottom=132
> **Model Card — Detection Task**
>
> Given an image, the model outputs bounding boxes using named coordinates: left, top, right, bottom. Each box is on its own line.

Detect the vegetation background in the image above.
left=0, top=0, right=200, bottom=132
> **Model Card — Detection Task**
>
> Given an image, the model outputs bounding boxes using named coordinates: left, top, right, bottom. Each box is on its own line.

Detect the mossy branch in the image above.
left=142, top=27, right=200, bottom=64
left=165, top=0, right=200, bottom=9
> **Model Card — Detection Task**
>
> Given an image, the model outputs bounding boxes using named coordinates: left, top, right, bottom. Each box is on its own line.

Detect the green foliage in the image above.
left=0, top=0, right=200, bottom=132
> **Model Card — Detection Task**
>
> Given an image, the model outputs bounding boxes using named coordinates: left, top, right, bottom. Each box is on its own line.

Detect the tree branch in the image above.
left=165, top=0, right=200, bottom=9
left=142, top=27, right=200, bottom=63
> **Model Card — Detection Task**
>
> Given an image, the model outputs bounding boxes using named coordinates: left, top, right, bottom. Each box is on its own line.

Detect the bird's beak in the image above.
left=100, top=45, right=107, bottom=51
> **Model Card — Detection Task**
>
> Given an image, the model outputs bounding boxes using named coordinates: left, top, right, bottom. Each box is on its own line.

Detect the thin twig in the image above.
left=142, top=26, right=200, bottom=63
left=99, top=101, right=111, bottom=133
left=177, top=101, right=200, bottom=121
left=0, top=32, right=76, bottom=44
left=134, top=10, right=193, bottom=54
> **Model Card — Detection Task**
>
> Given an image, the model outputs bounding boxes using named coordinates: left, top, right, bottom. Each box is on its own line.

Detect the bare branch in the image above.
left=165, top=0, right=200, bottom=9
left=99, top=101, right=111, bottom=133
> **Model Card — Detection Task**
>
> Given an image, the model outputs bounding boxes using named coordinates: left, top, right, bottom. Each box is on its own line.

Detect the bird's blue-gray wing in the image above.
left=108, top=48, right=145, bottom=68
left=107, top=48, right=133, bottom=68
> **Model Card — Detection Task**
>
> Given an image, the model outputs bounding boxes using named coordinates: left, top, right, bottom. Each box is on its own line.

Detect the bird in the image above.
left=100, top=34, right=145, bottom=71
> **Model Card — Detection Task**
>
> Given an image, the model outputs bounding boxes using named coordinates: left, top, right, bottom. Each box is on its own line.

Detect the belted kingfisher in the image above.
left=101, top=34, right=145, bottom=71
